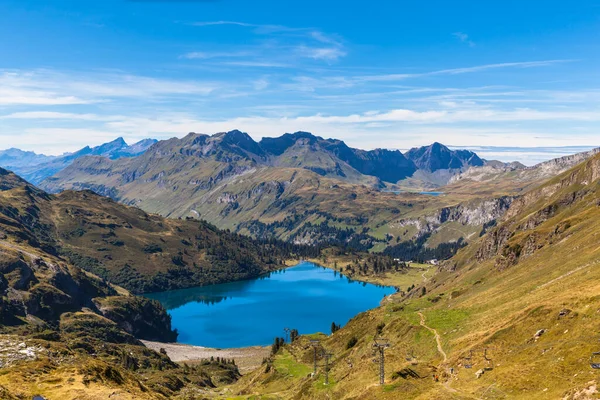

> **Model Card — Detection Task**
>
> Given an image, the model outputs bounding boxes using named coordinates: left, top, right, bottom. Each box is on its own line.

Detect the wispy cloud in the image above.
left=357, top=59, right=577, bottom=82
left=295, top=46, right=346, bottom=61
left=453, top=32, right=475, bottom=47
left=0, top=70, right=221, bottom=106
left=1, top=55, right=598, bottom=157
left=432, top=60, right=576, bottom=75
left=185, top=20, right=347, bottom=64
left=0, top=111, right=114, bottom=121
left=220, top=61, right=291, bottom=68
left=180, top=51, right=251, bottom=59
left=191, top=21, right=256, bottom=28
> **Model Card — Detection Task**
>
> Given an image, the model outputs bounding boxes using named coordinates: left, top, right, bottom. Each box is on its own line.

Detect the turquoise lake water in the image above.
left=146, top=262, right=395, bottom=348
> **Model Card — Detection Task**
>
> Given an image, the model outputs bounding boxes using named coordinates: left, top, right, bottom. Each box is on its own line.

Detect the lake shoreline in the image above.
left=305, top=257, right=433, bottom=288
left=142, top=340, right=270, bottom=374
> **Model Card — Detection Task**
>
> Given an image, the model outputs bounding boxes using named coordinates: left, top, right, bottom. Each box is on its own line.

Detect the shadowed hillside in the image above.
left=0, top=167, right=310, bottom=294
left=0, top=190, right=246, bottom=399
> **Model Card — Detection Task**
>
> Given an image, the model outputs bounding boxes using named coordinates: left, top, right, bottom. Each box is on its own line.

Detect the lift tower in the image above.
left=373, top=337, right=390, bottom=385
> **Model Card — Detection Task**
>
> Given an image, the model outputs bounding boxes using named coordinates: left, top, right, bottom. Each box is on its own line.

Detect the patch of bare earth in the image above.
left=142, top=340, right=270, bottom=374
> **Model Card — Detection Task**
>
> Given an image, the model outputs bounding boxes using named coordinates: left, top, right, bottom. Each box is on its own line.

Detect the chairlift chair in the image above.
left=483, top=348, right=494, bottom=370
left=462, top=350, right=473, bottom=369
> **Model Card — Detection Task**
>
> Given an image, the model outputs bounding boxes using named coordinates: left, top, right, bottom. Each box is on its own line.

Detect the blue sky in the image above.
left=1, top=0, right=600, bottom=163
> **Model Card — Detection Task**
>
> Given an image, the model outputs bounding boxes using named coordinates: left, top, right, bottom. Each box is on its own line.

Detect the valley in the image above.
left=0, top=133, right=599, bottom=399
left=4, top=3, right=600, bottom=398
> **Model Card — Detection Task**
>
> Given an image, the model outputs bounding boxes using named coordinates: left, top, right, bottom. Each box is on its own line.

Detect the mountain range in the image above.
left=0, top=137, right=157, bottom=185
left=5, top=131, right=599, bottom=257
left=33, top=131, right=502, bottom=251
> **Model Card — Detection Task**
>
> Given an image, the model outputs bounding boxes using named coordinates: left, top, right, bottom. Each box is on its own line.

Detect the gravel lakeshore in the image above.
left=142, top=340, right=270, bottom=373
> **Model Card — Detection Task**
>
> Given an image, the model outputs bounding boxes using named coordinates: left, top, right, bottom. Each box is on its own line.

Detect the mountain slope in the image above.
left=261, top=131, right=416, bottom=184
left=0, top=196, right=246, bottom=399
left=397, top=142, right=485, bottom=188
left=0, top=167, right=304, bottom=294
left=231, top=152, right=600, bottom=399
left=1, top=137, right=157, bottom=185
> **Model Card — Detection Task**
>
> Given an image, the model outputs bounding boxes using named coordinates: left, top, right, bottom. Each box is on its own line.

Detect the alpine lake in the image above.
left=145, top=262, right=395, bottom=348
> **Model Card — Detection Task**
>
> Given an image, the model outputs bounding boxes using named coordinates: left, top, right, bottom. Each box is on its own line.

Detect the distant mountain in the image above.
left=394, top=142, right=485, bottom=188
left=404, top=142, right=484, bottom=172
left=446, top=146, right=600, bottom=196
left=0, top=137, right=157, bottom=185
left=260, top=132, right=417, bottom=183
left=39, top=130, right=509, bottom=252
left=261, top=131, right=416, bottom=185
left=0, top=148, right=56, bottom=168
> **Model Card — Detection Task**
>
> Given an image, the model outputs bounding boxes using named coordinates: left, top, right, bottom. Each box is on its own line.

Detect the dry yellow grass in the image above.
left=222, top=154, right=600, bottom=399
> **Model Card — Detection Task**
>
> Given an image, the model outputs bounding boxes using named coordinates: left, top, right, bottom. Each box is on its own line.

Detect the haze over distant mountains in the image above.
left=1, top=130, right=486, bottom=187
left=0, top=137, right=157, bottom=185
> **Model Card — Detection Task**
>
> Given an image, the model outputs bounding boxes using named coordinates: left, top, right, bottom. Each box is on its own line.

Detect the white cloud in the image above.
left=295, top=46, right=347, bottom=61
left=358, top=59, right=577, bottom=82
left=0, top=111, right=116, bottom=121
left=1, top=59, right=598, bottom=159
left=191, top=21, right=255, bottom=28
left=453, top=32, right=475, bottom=47
left=220, top=61, right=291, bottom=68
left=0, top=73, right=94, bottom=105
left=6, top=102, right=598, bottom=155
left=0, top=70, right=220, bottom=106
left=180, top=51, right=251, bottom=59
left=187, top=20, right=347, bottom=64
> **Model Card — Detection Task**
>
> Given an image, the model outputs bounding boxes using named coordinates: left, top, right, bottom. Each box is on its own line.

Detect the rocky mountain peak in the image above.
left=405, top=142, right=483, bottom=172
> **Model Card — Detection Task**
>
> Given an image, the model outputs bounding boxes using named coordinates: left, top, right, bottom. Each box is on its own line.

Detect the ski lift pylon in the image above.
left=591, top=352, right=600, bottom=369
left=462, top=350, right=473, bottom=369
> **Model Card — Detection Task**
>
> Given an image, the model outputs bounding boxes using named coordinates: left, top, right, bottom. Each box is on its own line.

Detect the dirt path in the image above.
left=418, top=312, right=447, bottom=363
left=417, top=312, right=461, bottom=395
left=142, top=340, right=270, bottom=374
left=421, top=270, right=429, bottom=283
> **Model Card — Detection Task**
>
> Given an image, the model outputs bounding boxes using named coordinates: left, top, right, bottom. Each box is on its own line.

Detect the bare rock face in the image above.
left=405, top=142, right=483, bottom=173
left=394, top=196, right=514, bottom=240
left=0, top=337, right=46, bottom=368
left=474, top=152, right=600, bottom=271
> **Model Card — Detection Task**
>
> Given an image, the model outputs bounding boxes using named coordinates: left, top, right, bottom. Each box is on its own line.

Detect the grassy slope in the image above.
left=225, top=154, right=600, bottom=399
